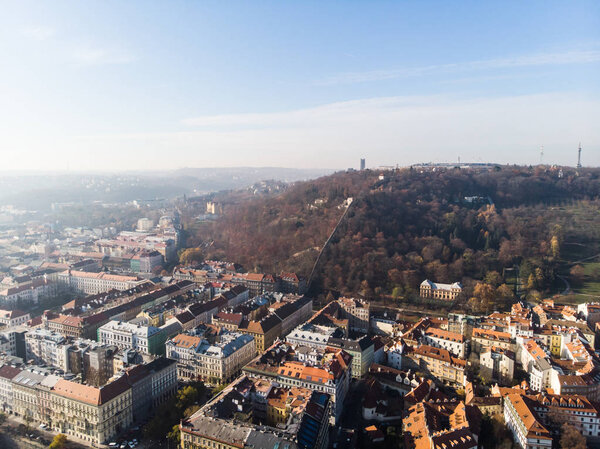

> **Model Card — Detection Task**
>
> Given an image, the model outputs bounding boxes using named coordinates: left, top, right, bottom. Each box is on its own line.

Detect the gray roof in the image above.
left=246, top=429, right=298, bottom=449
left=185, top=415, right=250, bottom=447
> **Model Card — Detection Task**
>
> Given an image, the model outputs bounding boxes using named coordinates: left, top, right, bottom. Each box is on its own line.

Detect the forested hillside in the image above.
left=186, top=166, right=600, bottom=310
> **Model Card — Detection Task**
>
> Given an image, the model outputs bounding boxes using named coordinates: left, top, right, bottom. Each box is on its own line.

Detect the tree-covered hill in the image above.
left=186, top=166, right=600, bottom=309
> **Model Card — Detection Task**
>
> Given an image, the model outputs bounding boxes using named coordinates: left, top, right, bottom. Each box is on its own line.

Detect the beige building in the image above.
left=422, top=327, right=467, bottom=358
left=57, top=270, right=142, bottom=295
left=420, top=280, right=462, bottom=300
left=480, top=346, right=515, bottom=385
left=166, top=332, right=256, bottom=382
left=337, top=297, right=370, bottom=332
left=471, top=328, right=514, bottom=353
left=49, top=377, right=132, bottom=445
left=409, top=345, right=466, bottom=386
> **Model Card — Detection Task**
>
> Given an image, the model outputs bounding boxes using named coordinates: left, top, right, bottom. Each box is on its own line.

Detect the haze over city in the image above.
left=2, top=1, right=599, bottom=171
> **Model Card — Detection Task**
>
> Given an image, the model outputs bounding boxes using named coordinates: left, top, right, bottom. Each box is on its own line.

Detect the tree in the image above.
left=526, top=274, right=536, bottom=290
left=569, top=265, right=585, bottom=286
left=560, top=424, right=586, bottom=449
left=178, top=247, right=204, bottom=265
left=0, top=412, right=6, bottom=425
left=167, top=424, right=180, bottom=445
left=550, top=235, right=560, bottom=258
left=484, top=271, right=503, bottom=287
left=49, top=434, right=68, bottom=449
left=24, top=413, right=32, bottom=431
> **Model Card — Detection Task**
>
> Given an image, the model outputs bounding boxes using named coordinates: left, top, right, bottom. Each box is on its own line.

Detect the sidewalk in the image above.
left=5, top=414, right=101, bottom=449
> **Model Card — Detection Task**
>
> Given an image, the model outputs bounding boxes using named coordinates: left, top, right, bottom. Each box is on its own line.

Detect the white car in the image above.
left=39, top=424, right=47, bottom=430
left=109, top=444, right=118, bottom=448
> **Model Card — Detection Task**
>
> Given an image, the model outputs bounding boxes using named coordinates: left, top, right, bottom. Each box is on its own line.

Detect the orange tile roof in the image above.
left=53, top=379, right=101, bottom=405
left=171, top=334, right=202, bottom=349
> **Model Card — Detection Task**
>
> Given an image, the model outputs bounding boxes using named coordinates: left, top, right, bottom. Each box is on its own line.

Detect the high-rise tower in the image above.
left=360, top=158, right=366, bottom=170
left=577, top=143, right=582, bottom=168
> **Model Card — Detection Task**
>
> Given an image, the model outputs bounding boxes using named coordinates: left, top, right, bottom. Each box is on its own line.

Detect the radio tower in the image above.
left=577, top=143, right=582, bottom=168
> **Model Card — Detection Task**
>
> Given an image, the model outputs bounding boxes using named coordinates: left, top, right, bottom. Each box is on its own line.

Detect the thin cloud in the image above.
left=66, top=91, right=599, bottom=170
left=317, top=49, right=600, bottom=85
left=22, top=26, right=56, bottom=41
left=182, top=96, right=431, bottom=128
left=72, top=46, right=135, bottom=65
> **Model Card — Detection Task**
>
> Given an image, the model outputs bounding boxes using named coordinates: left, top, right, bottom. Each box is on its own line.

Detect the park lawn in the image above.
left=570, top=261, right=600, bottom=299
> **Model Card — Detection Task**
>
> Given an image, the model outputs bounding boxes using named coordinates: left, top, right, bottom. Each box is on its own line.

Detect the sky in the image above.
left=1, top=1, right=599, bottom=171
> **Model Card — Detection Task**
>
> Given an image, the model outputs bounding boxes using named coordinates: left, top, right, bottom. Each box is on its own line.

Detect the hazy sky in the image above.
left=1, top=1, right=599, bottom=171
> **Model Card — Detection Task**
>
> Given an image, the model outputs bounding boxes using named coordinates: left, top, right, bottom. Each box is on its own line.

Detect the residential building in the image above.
left=422, top=327, right=468, bottom=358
left=337, top=297, right=370, bottom=333
left=180, top=375, right=331, bottom=449
left=98, top=320, right=167, bottom=355
left=471, top=328, right=514, bottom=353
left=124, top=357, right=178, bottom=422
left=57, top=270, right=142, bottom=295
left=480, top=346, right=515, bottom=385
left=271, top=296, right=314, bottom=336
left=49, top=376, right=133, bottom=445
left=0, top=309, right=30, bottom=327
left=166, top=331, right=256, bottom=383
left=0, top=364, right=22, bottom=413
left=503, top=394, right=553, bottom=449
left=243, top=343, right=352, bottom=423
left=328, top=335, right=374, bottom=378
left=0, top=277, right=55, bottom=305
left=408, top=345, right=466, bottom=386
left=279, top=272, right=307, bottom=295
left=238, top=314, right=282, bottom=353
left=25, top=329, right=66, bottom=365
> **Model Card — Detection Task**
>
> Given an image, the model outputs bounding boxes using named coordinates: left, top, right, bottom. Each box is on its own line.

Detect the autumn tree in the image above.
left=178, top=247, right=204, bottom=265
left=560, top=424, right=587, bottom=449
left=550, top=235, right=560, bottom=258
left=569, top=265, right=585, bottom=287
left=49, top=434, right=68, bottom=449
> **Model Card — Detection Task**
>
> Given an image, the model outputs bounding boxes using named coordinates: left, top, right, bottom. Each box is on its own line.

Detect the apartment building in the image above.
left=422, top=327, right=468, bottom=358
left=328, top=335, right=374, bottom=378
left=180, top=376, right=331, bottom=449
left=279, top=272, right=307, bottom=295
left=271, top=296, right=314, bottom=336
left=25, top=328, right=66, bottom=365
left=520, top=340, right=552, bottom=392
left=57, top=270, right=142, bottom=295
left=0, top=277, right=55, bottom=305
left=238, top=314, right=282, bottom=352
left=337, top=297, right=370, bottom=333
left=124, top=357, right=178, bottom=422
left=480, top=346, right=515, bottom=385
left=49, top=376, right=133, bottom=445
left=503, top=394, right=556, bottom=449
left=243, top=343, right=352, bottom=424
left=166, top=332, right=256, bottom=382
left=98, top=320, right=167, bottom=355
left=471, top=328, right=514, bottom=353
left=0, top=309, right=30, bottom=327
left=409, top=345, right=466, bottom=386
left=0, top=364, right=21, bottom=413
